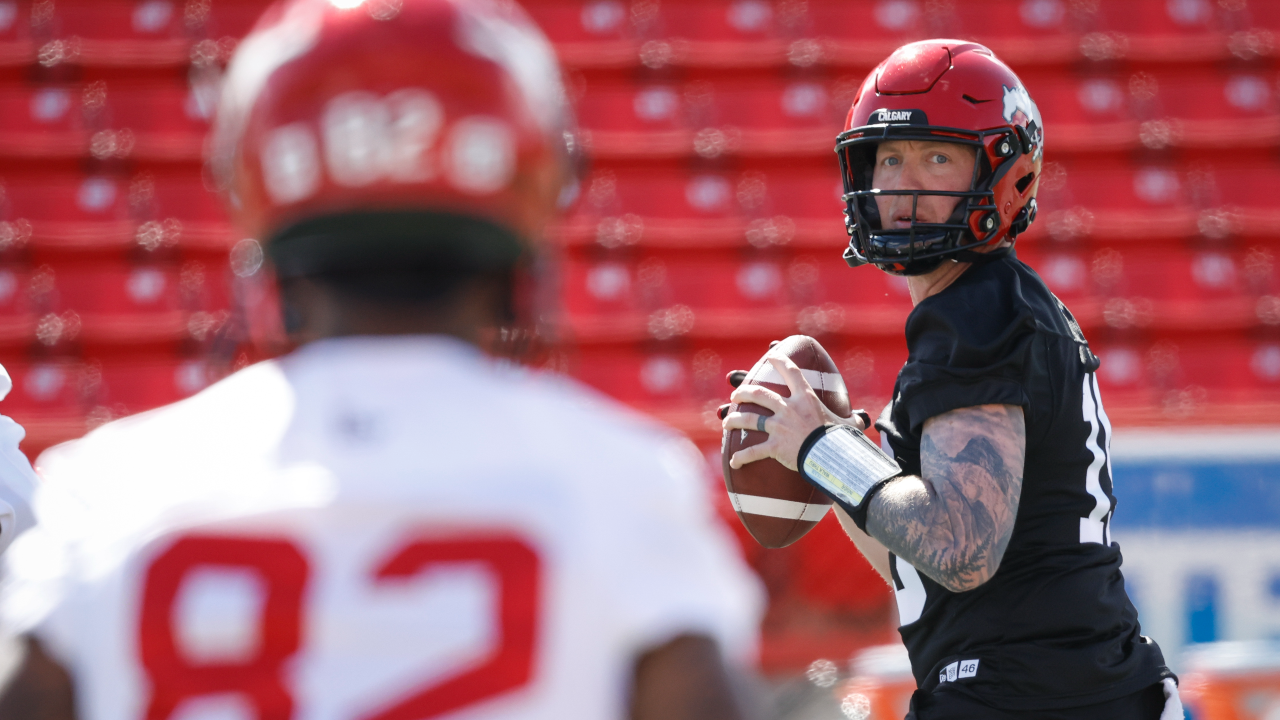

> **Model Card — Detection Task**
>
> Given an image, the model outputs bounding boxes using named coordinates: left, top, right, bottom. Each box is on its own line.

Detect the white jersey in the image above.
left=1, top=337, right=762, bottom=720
left=0, top=364, right=35, bottom=556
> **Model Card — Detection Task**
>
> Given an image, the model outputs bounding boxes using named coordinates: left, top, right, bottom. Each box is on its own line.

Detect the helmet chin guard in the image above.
left=835, top=40, right=1044, bottom=277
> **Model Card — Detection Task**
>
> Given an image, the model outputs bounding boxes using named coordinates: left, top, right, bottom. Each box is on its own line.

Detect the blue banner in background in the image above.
left=1106, top=428, right=1280, bottom=656
left=1112, top=461, right=1280, bottom=529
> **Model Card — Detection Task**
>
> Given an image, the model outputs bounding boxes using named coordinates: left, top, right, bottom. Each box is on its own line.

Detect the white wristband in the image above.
left=800, top=425, right=902, bottom=508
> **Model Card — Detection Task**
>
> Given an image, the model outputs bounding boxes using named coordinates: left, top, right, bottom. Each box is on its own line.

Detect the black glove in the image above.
left=726, top=340, right=782, bottom=390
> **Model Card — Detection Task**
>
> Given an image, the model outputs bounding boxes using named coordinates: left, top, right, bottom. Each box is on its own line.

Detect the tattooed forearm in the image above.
left=866, top=404, right=1026, bottom=593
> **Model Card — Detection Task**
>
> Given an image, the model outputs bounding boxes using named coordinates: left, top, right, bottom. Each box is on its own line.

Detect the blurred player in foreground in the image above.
left=0, top=1, right=762, bottom=719
left=723, top=41, right=1180, bottom=718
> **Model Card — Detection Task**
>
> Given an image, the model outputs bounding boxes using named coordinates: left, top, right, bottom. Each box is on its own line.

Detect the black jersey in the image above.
left=875, top=249, right=1172, bottom=712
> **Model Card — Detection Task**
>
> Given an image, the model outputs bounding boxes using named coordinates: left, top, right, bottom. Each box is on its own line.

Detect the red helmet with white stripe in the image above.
left=211, top=0, right=574, bottom=278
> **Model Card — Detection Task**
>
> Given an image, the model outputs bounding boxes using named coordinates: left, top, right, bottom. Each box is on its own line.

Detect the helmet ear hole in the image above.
left=1015, top=172, right=1035, bottom=195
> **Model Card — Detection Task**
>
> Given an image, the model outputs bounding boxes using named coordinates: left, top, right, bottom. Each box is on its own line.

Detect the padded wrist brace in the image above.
left=797, top=424, right=902, bottom=532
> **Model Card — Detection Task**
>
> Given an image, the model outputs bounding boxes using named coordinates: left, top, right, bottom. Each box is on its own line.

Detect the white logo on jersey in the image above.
left=938, top=659, right=978, bottom=683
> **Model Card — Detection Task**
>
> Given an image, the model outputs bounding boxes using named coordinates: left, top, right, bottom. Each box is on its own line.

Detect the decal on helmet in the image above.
left=262, top=123, right=321, bottom=204
left=321, top=89, right=446, bottom=188
left=869, top=108, right=929, bottom=125
left=447, top=116, right=517, bottom=194
left=1001, top=84, right=1044, bottom=160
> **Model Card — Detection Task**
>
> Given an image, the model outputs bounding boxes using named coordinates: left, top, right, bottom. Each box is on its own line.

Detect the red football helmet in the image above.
left=210, top=0, right=575, bottom=279
left=836, top=40, right=1043, bottom=276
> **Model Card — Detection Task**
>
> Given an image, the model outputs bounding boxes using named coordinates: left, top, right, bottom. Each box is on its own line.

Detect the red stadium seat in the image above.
left=1020, top=250, right=1094, bottom=301
left=570, top=347, right=694, bottom=403
left=560, top=256, right=644, bottom=316
left=44, top=261, right=187, bottom=345
left=4, top=173, right=132, bottom=222
left=1027, top=72, right=1138, bottom=151
left=661, top=0, right=781, bottom=42
left=1194, top=161, right=1280, bottom=239
left=1097, top=0, right=1226, bottom=37
left=662, top=255, right=789, bottom=311
left=809, top=1, right=929, bottom=44
left=0, top=0, right=30, bottom=44
left=1030, top=73, right=1133, bottom=126
left=1, top=359, right=89, bottom=418
left=1151, top=69, right=1279, bottom=122
left=576, top=81, right=687, bottom=133
left=96, top=356, right=212, bottom=412
left=1248, top=2, right=1280, bottom=31
left=584, top=168, right=741, bottom=219
left=147, top=172, right=228, bottom=224
left=46, top=0, right=189, bottom=66
left=523, top=0, right=635, bottom=45
left=203, top=1, right=270, bottom=40
left=1095, top=337, right=1280, bottom=410
left=52, top=0, right=185, bottom=41
left=1034, top=159, right=1197, bottom=242
left=0, top=265, right=34, bottom=345
left=755, top=168, right=846, bottom=220
left=705, top=77, right=843, bottom=154
left=950, top=0, right=1080, bottom=43
left=3, top=355, right=213, bottom=427
left=104, top=83, right=212, bottom=160
left=176, top=259, right=234, bottom=315
left=0, top=173, right=138, bottom=251
left=573, top=80, right=692, bottom=157
left=0, top=85, right=89, bottom=156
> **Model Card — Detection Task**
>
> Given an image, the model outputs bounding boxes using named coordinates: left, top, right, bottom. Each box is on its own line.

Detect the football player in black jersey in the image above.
left=722, top=40, right=1181, bottom=719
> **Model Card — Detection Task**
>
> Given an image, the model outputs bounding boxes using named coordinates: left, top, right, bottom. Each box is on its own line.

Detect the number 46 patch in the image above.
left=939, top=659, right=980, bottom=684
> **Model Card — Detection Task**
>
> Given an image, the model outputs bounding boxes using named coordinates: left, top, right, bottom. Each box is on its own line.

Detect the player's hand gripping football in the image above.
left=721, top=353, right=868, bottom=471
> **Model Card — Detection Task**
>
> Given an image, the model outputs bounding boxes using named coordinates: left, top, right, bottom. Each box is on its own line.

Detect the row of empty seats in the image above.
left=0, top=0, right=261, bottom=66
left=561, top=244, right=1280, bottom=340
left=3, top=67, right=1278, bottom=163
left=555, top=161, right=1280, bottom=254
left=0, top=171, right=233, bottom=253
left=0, top=0, right=1277, bottom=71
left=0, top=260, right=231, bottom=346
left=571, top=335, right=1280, bottom=419
left=576, top=68, right=1280, bottom=157
left=0, top=80, right=214, bottom=160
left=2, top=354, right=221, bottom=451
left=533, top=0, right=1280, bottom=68
left=0, top=162, right=1277, bottom=256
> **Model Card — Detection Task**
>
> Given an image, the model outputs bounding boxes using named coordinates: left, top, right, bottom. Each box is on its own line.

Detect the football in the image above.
left=722, top=335, right=851, bottom=548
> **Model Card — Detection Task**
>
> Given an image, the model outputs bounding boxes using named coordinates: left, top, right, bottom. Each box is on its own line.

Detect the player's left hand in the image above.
left=721, top=354, right=867, bottom=471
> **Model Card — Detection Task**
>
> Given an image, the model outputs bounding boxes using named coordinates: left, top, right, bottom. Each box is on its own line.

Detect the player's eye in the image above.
left=931, top=153, right=949, bottom=164
left=882, top=156, right=900, bottom=167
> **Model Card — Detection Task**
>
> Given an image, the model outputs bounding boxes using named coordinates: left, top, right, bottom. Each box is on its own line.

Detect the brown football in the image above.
left=722, top=335, right=851, bottom=548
